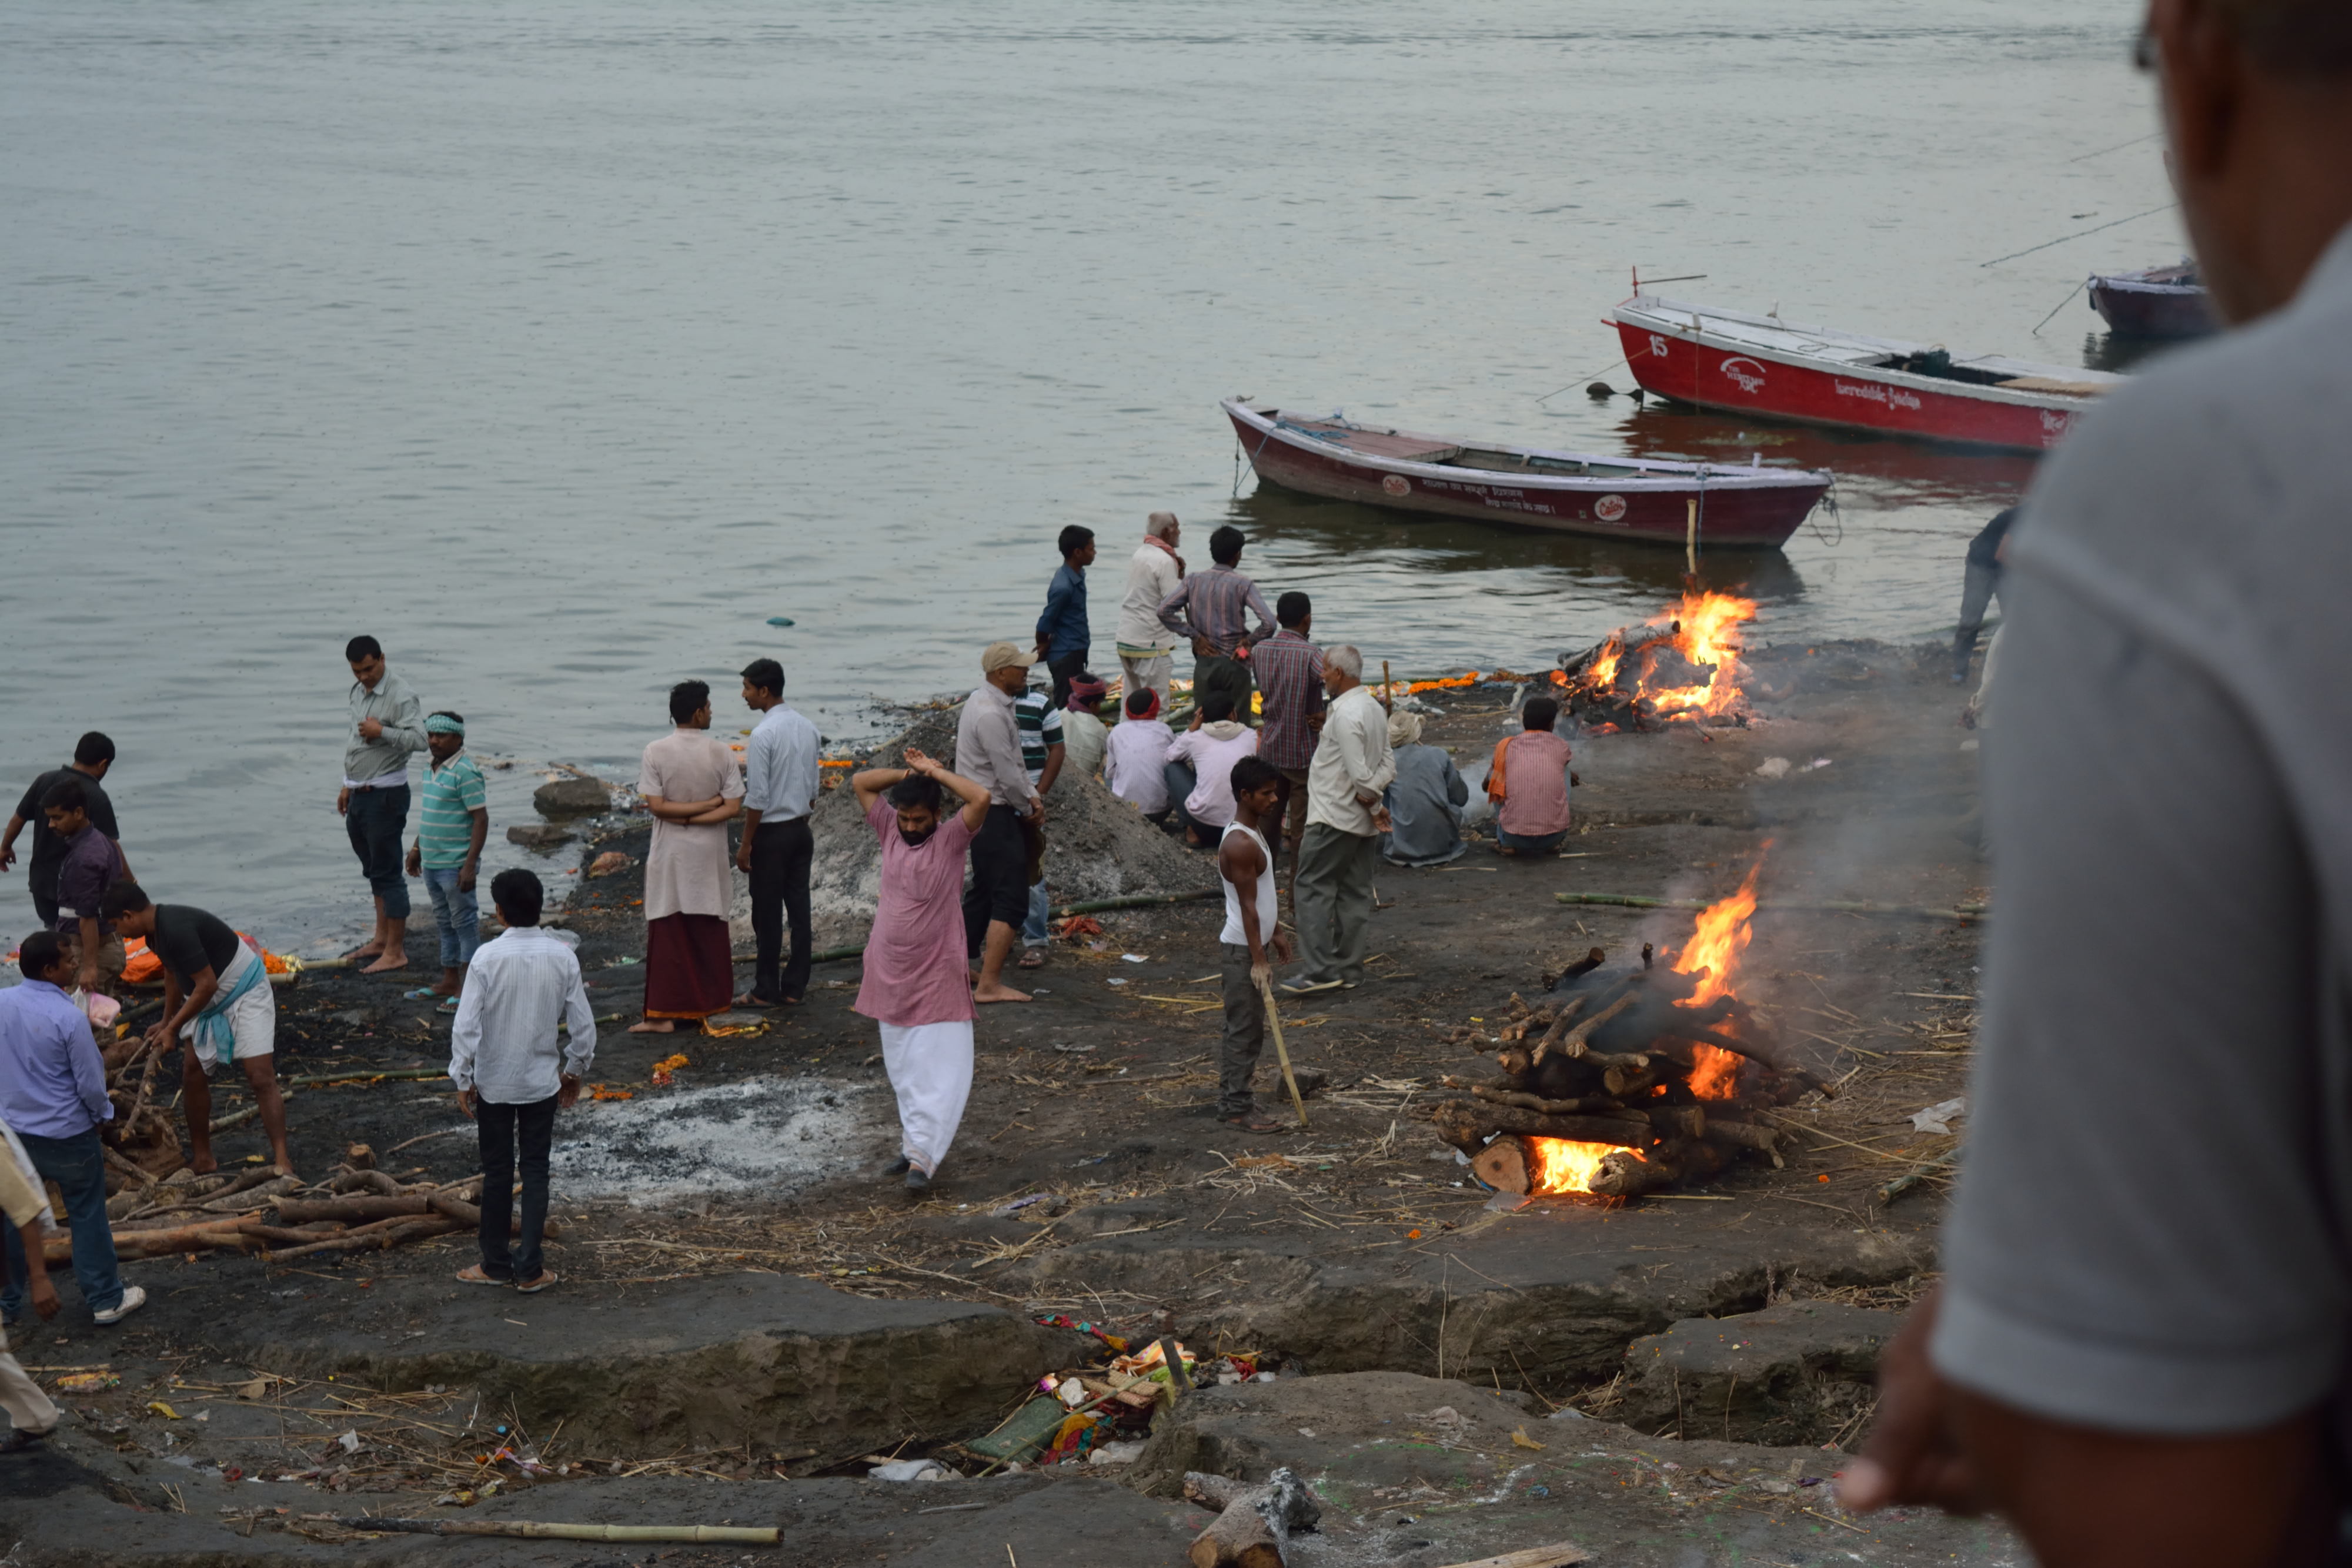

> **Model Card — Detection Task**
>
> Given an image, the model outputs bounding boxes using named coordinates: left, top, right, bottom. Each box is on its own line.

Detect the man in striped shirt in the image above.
left=1248, top=591, right=1327, bottom=879
left=1156, top=525, right=1277, bottom=727
left=1013, top=684, right=1065, bottom=969
left=406, top=713, right=488, bottom=1005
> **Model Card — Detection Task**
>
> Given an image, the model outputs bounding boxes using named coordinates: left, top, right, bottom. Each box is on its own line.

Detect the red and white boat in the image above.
left=1611, top=294, right=2126, bottom=453
left=1223, top=399, right=1833, bottom=549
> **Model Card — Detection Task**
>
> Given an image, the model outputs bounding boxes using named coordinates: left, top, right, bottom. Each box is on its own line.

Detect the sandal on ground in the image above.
left=436, top=997, right=460, bottom=1014
left=0, top=1427, right=48, bottom=1455
left=402, top=987, right=440, bottom=999
left=1218, top=1111, right=1288, bottom=1134
left=516, top=1271, right=559, bottom=1294
left=1017, top=948, right=1048, bottom=970
left=455, top=1265, right=507, bottom=1286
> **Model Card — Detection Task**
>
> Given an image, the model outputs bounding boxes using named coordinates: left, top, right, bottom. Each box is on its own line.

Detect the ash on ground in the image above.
left=777, top=707, right=1214, bottom=948
left=550, top=1076, right=890, bottom=1203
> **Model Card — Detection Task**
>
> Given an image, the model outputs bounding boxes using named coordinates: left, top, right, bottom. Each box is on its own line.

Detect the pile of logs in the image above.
left=96, top=1022, right=188, bottom=1189
left=62, top=1146, right=550, bottom=1267
left=1429, top=948, right=1832, bottom=1199
left=1556, top=623, right=1746, bottom=733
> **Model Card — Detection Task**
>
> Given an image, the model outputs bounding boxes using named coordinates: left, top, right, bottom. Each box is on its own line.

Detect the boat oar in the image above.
left=1257, top=977, right=1311, bottom=1129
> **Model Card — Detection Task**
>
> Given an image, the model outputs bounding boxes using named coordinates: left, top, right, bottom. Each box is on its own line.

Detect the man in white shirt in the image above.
left=736, top=658, right=822, bottom=1008
left=449, top=870, right=596, bottom=1293
left=1115, top=513, right=1186, bottom=713
left=1285, top=646, right=1394, bottom=995
left=1058, top=674, right=1111, bottom=780
left=1105, top=688, right=1176, bottom=823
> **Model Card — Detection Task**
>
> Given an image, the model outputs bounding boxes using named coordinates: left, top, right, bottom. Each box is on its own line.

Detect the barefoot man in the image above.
left=338, top=636, right=425, bottom=974
left=631, top=680, right=743, bottom=1034
left=953, top=643, right=1044, bottom=1004
left=850, top=749, right=990, bottom=1193
left=102, top=882, right=293, bottom=1177
left=1215, top=755, right=1295, bottom=1133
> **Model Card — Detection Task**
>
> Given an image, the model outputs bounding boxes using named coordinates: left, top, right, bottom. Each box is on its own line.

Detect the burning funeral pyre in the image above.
left=1555, top=587, right=1759, bottom=733
left=1428, top=862, right=1833, bottom=1199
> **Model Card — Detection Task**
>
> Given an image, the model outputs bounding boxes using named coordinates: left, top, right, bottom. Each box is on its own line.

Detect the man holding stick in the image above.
left=1215, top=755, right=1294, bottom=1133
left=850, top=748, right=990, bottom=1192
left=449, top=870, right=595, bottom=1292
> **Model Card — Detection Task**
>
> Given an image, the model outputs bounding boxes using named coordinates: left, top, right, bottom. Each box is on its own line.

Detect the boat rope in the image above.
left=2069, top=129, right=2161, bottom=162
left=1535, top=356, right=1629, bottom=403
left=1978, top=202, right=2178, bottom=268
left=2029, top=279, right=2088, bottom=336
left=1807, top=479, right=1845, bottom=549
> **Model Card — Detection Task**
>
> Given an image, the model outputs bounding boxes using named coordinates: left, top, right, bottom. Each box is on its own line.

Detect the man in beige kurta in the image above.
left=630, top=680, right=743, bottom=1034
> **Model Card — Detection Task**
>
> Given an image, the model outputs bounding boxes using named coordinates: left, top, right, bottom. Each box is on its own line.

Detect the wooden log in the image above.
left=1471, top=1139, right=1529, bottom=1195
left=1184, top=1473, right=1254, bottom=1512
left=260, top=1216, right=462, bottom=1264
left=1623, top=1105, right=1705, bottom=1141
left=328, top=1520, right=777, bottom=1544
left=48, top=1215, right=266, bottom=1264
left=1586, top=1149, right=1679, bottom=1199
left=1698, top=1118, right=1783, bottom=1166
left=1599, top=1064, right=1656, bottom=1098
left=1434, top=1544, right=1591, bottom=1568
left=327, top=1169, right=405, bottom=1197
left=1432, top=1100, right=1653, bottom=1150
left=274, top=1195, right=433, bottom=1225
left=1535, top=992, right=1637, bottom=1065
left=1187, top=1467, right=1321, bottom=1568
left=344, top=1143, right=376, bottom=1171
left=1452, top=1081, right=1615, bottom=1116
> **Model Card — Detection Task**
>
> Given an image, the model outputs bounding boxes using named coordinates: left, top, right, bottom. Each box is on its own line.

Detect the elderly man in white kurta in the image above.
left=629, top=680, right=743, bottom=1034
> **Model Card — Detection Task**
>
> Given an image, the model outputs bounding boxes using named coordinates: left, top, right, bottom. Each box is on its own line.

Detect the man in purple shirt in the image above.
left=0, top=932, right=140, bottom=1325
left=1157, top=525, right=1278, bottom=727
left=43, top=778, right=128, bottom=996
left=1248, top=591, right=1327, bottom=880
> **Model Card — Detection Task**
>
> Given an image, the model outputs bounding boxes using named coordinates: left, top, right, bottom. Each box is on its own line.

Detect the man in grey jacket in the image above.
left=339, top=636, right=426, bottom=974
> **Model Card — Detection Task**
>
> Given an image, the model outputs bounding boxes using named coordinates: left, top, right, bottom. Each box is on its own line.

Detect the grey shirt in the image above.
left=345, top=671, right=425, bottom=787
left=1933, top=223, right=2352, bottom=1436
left=1381, top=744, right=1468, bottom=867
left=953, top=684, right=1040, bottom=813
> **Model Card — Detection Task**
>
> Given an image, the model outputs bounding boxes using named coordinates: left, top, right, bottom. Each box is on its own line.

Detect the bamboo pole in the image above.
left=1686, top=499, right=1699, bottom=576
left=1257, top=978, right=1311, bottom=1129
left=329, top=1519, right=779, bottom=1544
left=1554, top=892, right=1980, bottom=924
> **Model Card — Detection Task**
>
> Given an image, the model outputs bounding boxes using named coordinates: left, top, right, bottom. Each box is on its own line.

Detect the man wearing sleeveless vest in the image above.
left=1215, top=756, right=1292, bottom=1133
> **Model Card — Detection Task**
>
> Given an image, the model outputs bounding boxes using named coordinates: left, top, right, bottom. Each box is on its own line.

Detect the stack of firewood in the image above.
left=66, top=1147, right=550, bottom=1267
left=96, top=1028, right=188, bottom=1188
left=1428, top=950, right=1831, bottom=1198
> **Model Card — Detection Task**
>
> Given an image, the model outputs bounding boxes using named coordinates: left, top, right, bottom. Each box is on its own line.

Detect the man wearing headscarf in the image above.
left=1379, top=711, right=1468, bottom=867
left=1115, top=514, right=1187, bottom=713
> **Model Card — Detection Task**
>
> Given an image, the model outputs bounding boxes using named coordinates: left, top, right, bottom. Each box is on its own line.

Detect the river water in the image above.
left=1, top=1, right=2173, bottom=947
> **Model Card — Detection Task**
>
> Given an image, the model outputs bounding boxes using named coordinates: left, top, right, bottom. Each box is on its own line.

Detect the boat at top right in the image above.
left=1612, top=292, right=2127, bottom=453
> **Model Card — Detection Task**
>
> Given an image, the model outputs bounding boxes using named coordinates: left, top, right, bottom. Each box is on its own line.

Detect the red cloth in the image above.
left=642, top=912, right=733, bottom=1020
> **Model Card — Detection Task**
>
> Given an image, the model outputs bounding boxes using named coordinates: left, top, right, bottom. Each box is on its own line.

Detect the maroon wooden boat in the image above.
left=1612, top=294, right=2126, bottom=453
left=2087, top=260, right=2216, bottom=338
left=1224, top=399, right=1833, bottom=549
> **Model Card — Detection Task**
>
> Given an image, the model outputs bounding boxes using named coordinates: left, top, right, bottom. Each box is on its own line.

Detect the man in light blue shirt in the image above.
left=0, top=931, right=138, bottom=1326
left=736, top=658, right=821, bottom=1008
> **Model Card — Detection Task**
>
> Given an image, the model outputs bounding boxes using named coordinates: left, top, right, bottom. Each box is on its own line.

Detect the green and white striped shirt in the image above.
left=418, top=752, right=487, bottom=868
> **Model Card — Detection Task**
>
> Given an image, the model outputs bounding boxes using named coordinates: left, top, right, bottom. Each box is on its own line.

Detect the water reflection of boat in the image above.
left=1612, top=293, right=2125, bottom=453
left=1224, top=399, right=1832, bottom=549
left=1605, top=402, right=2036, bottom=506
left=2087, top=260, right=2215, bottom=338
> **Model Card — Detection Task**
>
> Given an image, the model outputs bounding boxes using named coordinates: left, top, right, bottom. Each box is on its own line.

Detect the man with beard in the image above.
left=848, top=748, right=991, bottom=1193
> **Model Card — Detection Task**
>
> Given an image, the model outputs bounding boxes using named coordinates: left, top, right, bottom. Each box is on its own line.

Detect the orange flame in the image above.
left=1525, top=1136, right=1645, bottom=1195
left=1585, top=633, right=1623, bottom=690
left=1673, top=858, right=1763, bottom=1099
left=1642, top=589, right=1758, bottom=720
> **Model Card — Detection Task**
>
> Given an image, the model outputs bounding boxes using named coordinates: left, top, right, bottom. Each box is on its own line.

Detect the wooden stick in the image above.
left=1432, top=1100, right=1652, bottom=1148
left=1686, top=497, right=1699, bottom=576
left=1458, top=1082, right=1615, bottom=1116
left=1383, top=658, right=1393, bottom=708
left=329, top=1519, right=778, bottom=1544
left=1538, top=992, right=1637, bottom=1065
left=1435, top=1543, right=1591, bottom=1568
left=1257, top=978, right=1310, bottom=1129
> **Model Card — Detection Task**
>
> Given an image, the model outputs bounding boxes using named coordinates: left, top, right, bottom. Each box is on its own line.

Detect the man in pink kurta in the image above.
left=850, top=748, right=990, bottom=1192
left=1487, top=696, right=1575, bottom=855
left=632, top=682, right=744, bottom=1032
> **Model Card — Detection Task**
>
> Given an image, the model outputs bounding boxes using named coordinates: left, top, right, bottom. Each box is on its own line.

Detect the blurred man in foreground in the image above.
left=1841, top=4, right=2352, bottom=1563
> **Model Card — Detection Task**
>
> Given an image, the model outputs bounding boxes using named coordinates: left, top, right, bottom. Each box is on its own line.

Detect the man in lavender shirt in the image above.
left=848, top=748, right=991, bottom=1194
left=0, top=931, right=139, bottom=1325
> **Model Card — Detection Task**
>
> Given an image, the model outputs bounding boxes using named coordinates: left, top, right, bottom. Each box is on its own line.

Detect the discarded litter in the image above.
left=990, top=1193, right=1054, bottom=1217
left=588, top=851, right=634, bottom=877
left=57, top=1373, right=118, bottom=1394
left=1805, top=757, right=1833, bottom=770
left=1754, top=757, right=1793, bottom=779
left=1910, top=1096, right=1966, bottom=1135
left=1088, top=1440, right=1146, bottom=1465
left=766, top=616, right=796, bottom=627
left=868, top=1458, right=953, bottom=1482
left=1121, top=954, right=1148, bottom=964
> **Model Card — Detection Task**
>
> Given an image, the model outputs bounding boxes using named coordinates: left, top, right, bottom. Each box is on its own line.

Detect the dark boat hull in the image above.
left=2088, top=275, right=2216, bottom=338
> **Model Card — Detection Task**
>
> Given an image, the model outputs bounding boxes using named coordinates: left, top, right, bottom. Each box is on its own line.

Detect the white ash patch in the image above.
left=550, top=1076, right=890, bottom=1202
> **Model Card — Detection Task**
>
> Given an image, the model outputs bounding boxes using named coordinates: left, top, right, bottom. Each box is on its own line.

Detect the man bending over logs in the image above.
left=105, top=882, right=292, bottom=1178
left=850, top=749, right=990, bottom=1194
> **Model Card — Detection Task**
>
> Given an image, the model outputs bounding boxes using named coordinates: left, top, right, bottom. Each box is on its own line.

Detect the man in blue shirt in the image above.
left=734, top=658, right=822, bottom=1008
left=1034, top=526, right=1097, bottom=711
left=0, top=931, right=139, bottom=1326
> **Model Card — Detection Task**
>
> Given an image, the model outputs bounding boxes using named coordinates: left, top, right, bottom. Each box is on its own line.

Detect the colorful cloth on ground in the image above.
left=637, top=728, right=743, bottom=921
left=418, top=751, right=488, bottom=869
left=1104, top=717, right=1174, bottom=812
left=879, top=1019, right=974, bottom=1177
left=1489, top=729, right=1573, bottom=837
left=1013, top=691, right=1065, bottom=784
left=1250, top=629, right=1327, bottom=768
left=1154, top=563, right=1277, bottom=657
left=1035, top=561, right=1091, bottom=660
left=642, top=912, right=733, bottom=1021
left=854, top=797, right=979, bottom=1027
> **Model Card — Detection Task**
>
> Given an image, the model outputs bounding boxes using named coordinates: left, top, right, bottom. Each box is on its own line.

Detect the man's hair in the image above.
left=1200, top=691, right=1237, bottom=723
left=1524, top=696, right=1561, bottom=732
left=345, top=635, right=383, bottom=662
left=740, top=658, right=784, bottom=697
left=99, top=879, right=151, bottom=919
left=1326, top=644, right=1364, bottom=681
left=669, top=680, right=711, bottom=723
left=1229, top=754, right=1283, bottom=798
left=888, top=773, right=944, bottom=813
left=1057, top=524, right=1095, bottom=559
left=1275, top=591, right=1311, bottom=628
left=1209, top=526, right=1245, bottom=566
left=75, top=732, right=115, bottom=766
left=491, top=868, right=544, bottom=926
left=2202, top=0, right=2352, bottom=75
left=1126, top=688, right=1159, bottom=718
left=41, top=778, right=88, bottom=815
left=1147, top=510, right=1179, bottom=539
left=17, top=931, right=65, bottom=979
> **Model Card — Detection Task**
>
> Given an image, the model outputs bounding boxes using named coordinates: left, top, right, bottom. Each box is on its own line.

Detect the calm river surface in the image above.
left=1, top=2, right=2171, bottom=946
